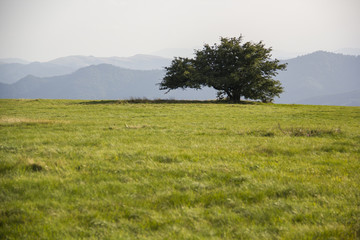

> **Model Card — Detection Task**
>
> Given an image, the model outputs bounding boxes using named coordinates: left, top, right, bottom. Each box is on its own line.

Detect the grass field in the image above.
left=0, top=99, right=359, bottom=239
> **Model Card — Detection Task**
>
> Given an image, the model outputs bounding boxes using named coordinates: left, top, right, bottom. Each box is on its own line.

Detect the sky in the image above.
left=0, top=0, right=359, bottom=61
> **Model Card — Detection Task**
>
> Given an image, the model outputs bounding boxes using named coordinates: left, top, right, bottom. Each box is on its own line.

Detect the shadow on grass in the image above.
left=78, top=99, right=262, bottom=105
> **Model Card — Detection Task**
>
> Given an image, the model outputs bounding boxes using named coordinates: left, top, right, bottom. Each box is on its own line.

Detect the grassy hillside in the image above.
left=0, top=99, right=359, bottom=239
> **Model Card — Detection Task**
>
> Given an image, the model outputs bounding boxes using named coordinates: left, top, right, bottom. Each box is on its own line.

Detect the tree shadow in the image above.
left=78, top=100, right=122, bottom=105
left=78, top=99, right=262, bottom=105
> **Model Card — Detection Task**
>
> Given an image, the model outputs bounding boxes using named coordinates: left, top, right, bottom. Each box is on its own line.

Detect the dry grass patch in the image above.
left=125, top=123, right=150, bottom=129
left=0, top=117, right=69, bottom=125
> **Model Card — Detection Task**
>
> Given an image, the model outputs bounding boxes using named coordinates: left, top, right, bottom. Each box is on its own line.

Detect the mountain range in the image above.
left=276, top=51, right=360, bottom=105
left=0, top=54, right=171, bottom=84
left=0, top=65, right=164, bottom=100
left=0, top=51, right=359, bottom=106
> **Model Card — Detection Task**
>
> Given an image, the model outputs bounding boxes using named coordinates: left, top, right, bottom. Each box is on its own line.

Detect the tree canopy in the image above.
left=159, top=36, right=287, bottom=102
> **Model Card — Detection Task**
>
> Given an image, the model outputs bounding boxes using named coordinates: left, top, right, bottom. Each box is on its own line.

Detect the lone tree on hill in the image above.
left=159, top=36, right=287, bottom=102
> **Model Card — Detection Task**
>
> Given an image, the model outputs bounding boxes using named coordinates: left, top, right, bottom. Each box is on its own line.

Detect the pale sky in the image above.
left=0, top=0, right=359, bottom=61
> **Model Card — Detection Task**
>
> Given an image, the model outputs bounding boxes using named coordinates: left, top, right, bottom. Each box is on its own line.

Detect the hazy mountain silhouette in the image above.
left=0, top=64, right=216, bottom=100
left=152, top=48, right=303, bottom=60
left=0, top=64, right=165, bottom=99
left=48, top=54, right=170, bottom=70
left=0, top=51, right=359, bottom=105
left=335, top=48, right=360, bottom=56
left=0, top=62, right=75, bottom=84
left=151, top=48, right=197, bottom=59
left=0, top=55, right=171, bottom=84
left=276, top=51, right=360, bottom=105
left=297, top=89, right=360, bottom=106
left=0, top=58, right=30, bottom=64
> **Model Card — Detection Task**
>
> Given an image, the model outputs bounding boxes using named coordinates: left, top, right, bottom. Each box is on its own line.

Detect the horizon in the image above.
left=1, top=0, right=360, bottom=62
left=1, top=49, right=360, bottom=64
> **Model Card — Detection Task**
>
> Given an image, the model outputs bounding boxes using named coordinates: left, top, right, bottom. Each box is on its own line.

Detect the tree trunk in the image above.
left=231, top=91, right=241, bottom=102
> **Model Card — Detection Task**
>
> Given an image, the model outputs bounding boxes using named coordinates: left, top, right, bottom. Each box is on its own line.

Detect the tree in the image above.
left=159, top=36, right=287, bottom=102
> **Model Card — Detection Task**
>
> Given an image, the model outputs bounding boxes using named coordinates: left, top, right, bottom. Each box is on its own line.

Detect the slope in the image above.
left=0, top=62, right=75, bottom=84
left=0, top=64, right=165, bottom=99
left=0, top=55, right=171, bottom=85
left=276, top=51, right=360, bottom=104
left=48, top=54, right=171, bottom=70
left=297, top=89, right=360, bottom=106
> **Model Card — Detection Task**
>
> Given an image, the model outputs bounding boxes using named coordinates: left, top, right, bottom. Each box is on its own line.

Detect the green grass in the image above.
left=0, top=99, right=359, bottom=239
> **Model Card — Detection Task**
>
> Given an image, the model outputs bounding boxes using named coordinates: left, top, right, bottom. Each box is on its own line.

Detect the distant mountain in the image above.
left=152, top=48, right=304, bottom=60
left=0, top=54, right=171, bottom=84
left=0, top=58, right=30, bottom=64
left=297, top=89, right=360, bottom=106
left=0, top=62, right=75, bottom=84
left=0, top=64, right=164, bottom=99
left=49, top=54, right=171, bottom=70
left=335, top=48, right=360, bottom=56
left=0, top=51, right=359, bottom=105
left=0, top=64, right=216, bottom=100
left=276, top=51, right=360, bottom=105
left=151, top=48, right=197, bottom=59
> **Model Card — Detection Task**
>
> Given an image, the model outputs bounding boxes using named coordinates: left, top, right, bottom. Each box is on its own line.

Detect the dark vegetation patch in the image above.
left=244, top=125, right=343, bottom=138
left=247, top=130, right=276, bottom=137
left=0, top=162, right=15, bottom=174
left=277, top=124, right=342, bottom=137
left=78, top=98, right=260, bottom=105
left=26, top=163, right=43, bottom=172
left=317, top=141, right=360, bottom=153
left=124, top=124, right=150, bottom=129
left=153, top=156, right=179, bottom=164
left=0, top=208, right=29, bottom=226
left=1, top=160, right=44, bottom=174
left=320, top=143, right=349, bottom=153
left=207, top=172, right=247, bottom=186
left=155, top=192, right=196, bottom=209
left=257, top=146, right=298, bottom=157
left=283, top=127, right=341, bottom=137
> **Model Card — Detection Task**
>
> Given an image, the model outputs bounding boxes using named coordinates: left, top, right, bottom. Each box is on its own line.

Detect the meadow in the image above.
left=0, top=99, right=359, bottom=239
